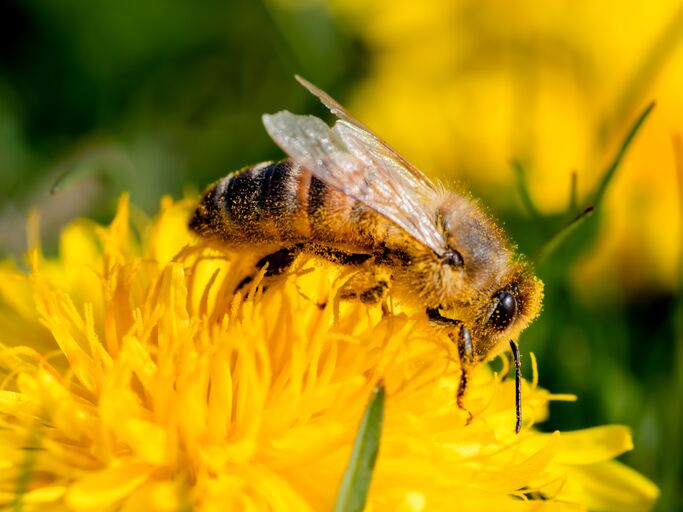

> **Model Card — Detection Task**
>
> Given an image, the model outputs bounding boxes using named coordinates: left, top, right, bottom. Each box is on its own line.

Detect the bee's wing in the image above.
left=294, top=75, right=440, bottom=194
left=263, top=108, right=448, bottom=255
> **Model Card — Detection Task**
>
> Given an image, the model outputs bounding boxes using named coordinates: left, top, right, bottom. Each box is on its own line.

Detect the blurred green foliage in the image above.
left=507, top=104, right=681, bottom=511
left=0, top=0, right=365, bottom=253
left=0, top=1, right=680, bottom=510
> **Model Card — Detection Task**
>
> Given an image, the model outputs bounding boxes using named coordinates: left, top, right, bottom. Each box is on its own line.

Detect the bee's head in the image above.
left=468, top=263, right=544, bottom=361
left=436, top=195, right=543, bottom=360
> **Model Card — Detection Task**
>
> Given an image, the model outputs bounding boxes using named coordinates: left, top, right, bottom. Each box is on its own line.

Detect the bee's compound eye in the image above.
left=489, top=291, right=516, bottom=330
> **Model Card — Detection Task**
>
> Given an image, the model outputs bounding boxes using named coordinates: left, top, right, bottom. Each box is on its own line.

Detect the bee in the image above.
left=190, top=76, right=543, bottom=432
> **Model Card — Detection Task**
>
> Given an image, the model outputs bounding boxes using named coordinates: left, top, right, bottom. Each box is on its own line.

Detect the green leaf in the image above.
left=606, top=5, right=683, bottom=135
left=512, top=159, right=541, bottom=220
left=334, top=384, right=385, bottom=512
left=534, top=101, right=655, bottom=266
left=592, top=101, right=656, bottom=208
left=50, top=146, right=129, bottom=196
left=535, top=206, right=595, bottom=265
left=13, top=425, right=42, bottom=512
left=568, top=171, right=578, bottom=214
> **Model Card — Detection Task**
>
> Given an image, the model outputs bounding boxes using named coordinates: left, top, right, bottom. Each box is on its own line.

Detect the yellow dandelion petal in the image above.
left=555, top=425, right=634, bottom=465
left=65, top=462, right=154, bottom=510
left=565, top=460, right=660, bottom=512
left=0, top=486, right=66, bottom=508
left=0, top=196, right=658, bottom=511
left=117, top=480, right=182, bottom=512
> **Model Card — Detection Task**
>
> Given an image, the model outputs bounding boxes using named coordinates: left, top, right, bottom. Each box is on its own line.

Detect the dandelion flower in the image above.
left=0, top=195, right=658, bottom=511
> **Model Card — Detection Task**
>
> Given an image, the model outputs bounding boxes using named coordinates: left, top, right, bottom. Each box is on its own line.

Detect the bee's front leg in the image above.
left=426, top=308, right=474, bottom=425
left=454, top=325, right=474, bottom=425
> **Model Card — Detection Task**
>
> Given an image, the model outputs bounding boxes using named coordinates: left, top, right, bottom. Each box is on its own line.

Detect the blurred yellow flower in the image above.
left=0, top=196, right=658, bottom=511
left=331, top=0, right=683, bottom=294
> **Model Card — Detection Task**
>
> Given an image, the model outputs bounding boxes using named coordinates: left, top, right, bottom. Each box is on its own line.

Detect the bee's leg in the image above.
left=509, top=339, right=522, bottom=434
left=427, top=307, right=458, bottom=326
left=309, top=246, right=390, bottom=310
left=338, top=270, right=391, bottom=313
left=455, top=326, right=475, bottom=425
left=311, top=247, right=372, bottom=266
left=352, top=279, right=389, bottom=304
left=426, top=309, right=475, bottom=425
left=235, top=244, right=304, bottom=292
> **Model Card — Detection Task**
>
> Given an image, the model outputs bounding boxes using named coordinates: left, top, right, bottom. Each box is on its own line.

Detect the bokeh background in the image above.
left=1, top=1, right=681, bottom=509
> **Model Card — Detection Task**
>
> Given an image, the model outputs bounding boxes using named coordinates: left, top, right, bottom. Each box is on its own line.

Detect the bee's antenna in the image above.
left=509, top=340, right=522, bottom=434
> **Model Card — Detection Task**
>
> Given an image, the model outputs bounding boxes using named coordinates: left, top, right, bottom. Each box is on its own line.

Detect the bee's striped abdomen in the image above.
left=190, top=159, right=390, bottom=253
left=191, top=160, right=300, bottom=244
left=223, top=161, right=295, bottom=239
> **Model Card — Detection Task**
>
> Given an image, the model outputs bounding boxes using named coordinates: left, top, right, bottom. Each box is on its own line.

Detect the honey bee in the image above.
left=190, top=76, right=543, bottom=432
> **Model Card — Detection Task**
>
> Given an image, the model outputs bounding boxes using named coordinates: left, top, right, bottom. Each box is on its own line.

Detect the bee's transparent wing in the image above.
left=294, top=75, right=440, bottom=194
left=262, top=80, right=447, bottom=255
